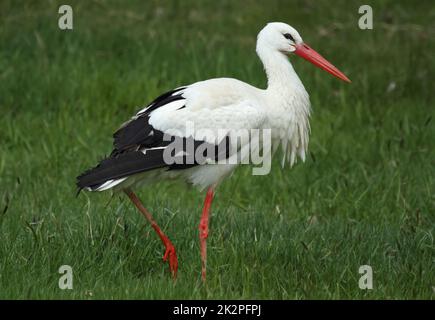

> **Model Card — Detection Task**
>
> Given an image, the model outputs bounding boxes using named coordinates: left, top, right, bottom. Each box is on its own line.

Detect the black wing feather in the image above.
left=76, top=149, right=166, bottom=190
left=112, top=87, right=186, bottom=154
left=76, top=86, right=231, bottom=191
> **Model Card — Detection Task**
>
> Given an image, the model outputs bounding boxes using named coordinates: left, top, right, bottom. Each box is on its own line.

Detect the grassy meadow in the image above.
left=0, top=0, right=434, bottom=299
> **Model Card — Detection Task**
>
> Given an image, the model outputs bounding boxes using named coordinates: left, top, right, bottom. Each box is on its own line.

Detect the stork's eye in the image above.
left=283, top=33, right=295, bottom=42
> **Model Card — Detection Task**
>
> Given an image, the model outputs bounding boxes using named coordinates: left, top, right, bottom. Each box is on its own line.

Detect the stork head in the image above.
left=257, top=22, right=351, bottom=83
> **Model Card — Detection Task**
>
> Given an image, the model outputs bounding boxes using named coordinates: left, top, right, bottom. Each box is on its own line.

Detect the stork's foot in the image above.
left=162, top=239, right=178, bottom=279
left=124, top=190, right=178, bottom=280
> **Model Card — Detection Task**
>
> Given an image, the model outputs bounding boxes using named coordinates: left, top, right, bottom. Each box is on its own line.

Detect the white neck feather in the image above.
left=256, top=44, right=305, bottom=93
left=256, top=42, right=311, bottom=166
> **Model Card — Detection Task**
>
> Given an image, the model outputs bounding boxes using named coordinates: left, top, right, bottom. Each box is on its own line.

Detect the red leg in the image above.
left=125, top=190, right=178, bottom=279
left=199, top=187, right=215, bottom=281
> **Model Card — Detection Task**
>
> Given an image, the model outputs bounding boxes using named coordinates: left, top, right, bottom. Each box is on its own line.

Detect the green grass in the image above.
left=0, top=0, right=434, bottom=299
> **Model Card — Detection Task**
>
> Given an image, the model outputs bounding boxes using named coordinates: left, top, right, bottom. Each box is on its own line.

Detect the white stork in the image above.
left=77, top=22, right=350, bottom=281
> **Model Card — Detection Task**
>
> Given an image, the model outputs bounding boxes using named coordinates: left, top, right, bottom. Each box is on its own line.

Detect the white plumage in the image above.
left=77, top=22, right=350, bottom=280
left=102, top=24, right=313, bottom=192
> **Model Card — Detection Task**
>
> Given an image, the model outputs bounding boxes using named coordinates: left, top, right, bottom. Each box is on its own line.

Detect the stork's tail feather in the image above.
left=76, top=149, right=167, bottom=192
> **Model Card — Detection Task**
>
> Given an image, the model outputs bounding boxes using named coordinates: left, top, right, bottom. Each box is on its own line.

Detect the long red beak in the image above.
left=294, top=43, right=351, bottom=83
